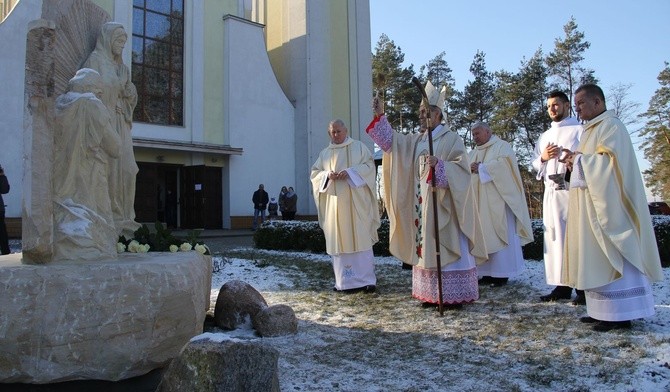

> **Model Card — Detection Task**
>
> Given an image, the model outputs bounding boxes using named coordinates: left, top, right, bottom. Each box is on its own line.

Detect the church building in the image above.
left=0, top=0, right=373, bottom=232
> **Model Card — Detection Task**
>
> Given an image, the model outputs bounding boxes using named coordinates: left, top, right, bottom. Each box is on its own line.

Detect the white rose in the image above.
left=128, top=240, right=140, bottom=253
left=116, top=242, right=126, bottom=253
left=180, top=242, right=193, bottom=252
left=140, top=244, right=150, bottom=253
left=194, top=244, right=207, bottom=254
left=169, top=244, right=178, bottom=253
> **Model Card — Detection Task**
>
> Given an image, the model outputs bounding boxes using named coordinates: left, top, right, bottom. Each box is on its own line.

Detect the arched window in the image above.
left=131, top=0, right=184, bottom=125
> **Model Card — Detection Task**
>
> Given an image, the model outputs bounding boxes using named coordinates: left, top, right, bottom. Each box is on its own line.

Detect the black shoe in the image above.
left=592, top=320, right=632, bottom=332
left=337, top=286, right=372, bottom=294
left=580, top=316, right=599, bottom=323
left=489, top=277, right=508, bottom=287
left=421, top=302, right=463, bottom=310
left=572, top=290, right=586, bottom=305
left=540, top=286, right=573, bottom=302
left=478, top=276, right=493, bottom=285
left=401, top=263, right=413, bottom=270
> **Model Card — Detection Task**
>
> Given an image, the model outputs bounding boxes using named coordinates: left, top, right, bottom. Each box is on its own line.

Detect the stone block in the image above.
left=156, top=338, right=280, bottom=392
left=0, top=251, right=212, bottom=383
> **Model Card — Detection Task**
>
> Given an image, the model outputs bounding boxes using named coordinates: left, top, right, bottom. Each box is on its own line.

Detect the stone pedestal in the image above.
left=0, top=251, right=212, bottom=384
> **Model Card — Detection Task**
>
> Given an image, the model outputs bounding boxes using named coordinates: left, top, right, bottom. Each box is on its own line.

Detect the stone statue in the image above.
left=53, top=68, right=120, bottom=260
left=83, top=22, right=140, bottom=238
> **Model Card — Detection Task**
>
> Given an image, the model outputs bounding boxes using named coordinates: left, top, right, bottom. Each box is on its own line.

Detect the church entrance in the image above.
left=135, top=163, right=223, bottom=229
left=135, top=162, right=180, bottom=228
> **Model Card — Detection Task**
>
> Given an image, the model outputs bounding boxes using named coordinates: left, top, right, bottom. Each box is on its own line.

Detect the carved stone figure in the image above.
left=83, top=22, right=140, bottom=238
left=53, top=68, right=120, bottom=260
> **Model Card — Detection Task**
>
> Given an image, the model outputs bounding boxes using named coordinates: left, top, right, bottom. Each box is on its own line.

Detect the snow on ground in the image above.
left=202, top=249, right=670, bottom=392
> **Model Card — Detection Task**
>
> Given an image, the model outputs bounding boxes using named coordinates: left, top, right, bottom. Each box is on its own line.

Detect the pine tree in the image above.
left=489, top=49, right=548, bottom=218
left=372, top=34, right=419, bottom=132
left=419, top=52, right=456, bottom=124
left=451, top=50, right=495, bottom=145
left=639, top=62, right=670, bottom=200
left=546, top=16, right=597, bottom=107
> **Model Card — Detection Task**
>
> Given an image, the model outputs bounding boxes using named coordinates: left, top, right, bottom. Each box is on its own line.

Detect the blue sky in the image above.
left=370, top=0, right=669, bottom=200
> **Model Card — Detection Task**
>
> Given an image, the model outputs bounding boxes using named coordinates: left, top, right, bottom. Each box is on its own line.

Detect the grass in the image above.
left=207, top=248, right=669, bottom=392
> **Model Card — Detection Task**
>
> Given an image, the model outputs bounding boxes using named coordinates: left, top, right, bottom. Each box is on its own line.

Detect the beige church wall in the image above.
left=329, top=1, right=352, bottom=129
left=223, top=15, right=296, bottom=217
left=201, top=1, right=230, bottom=147
left=259, top=1, right=373, bottom=217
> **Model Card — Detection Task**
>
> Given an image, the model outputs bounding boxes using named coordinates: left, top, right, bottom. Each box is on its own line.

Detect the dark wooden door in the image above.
left=135, top=163, right=180, bottom=226
left=180, top=165, right=222, bottom=229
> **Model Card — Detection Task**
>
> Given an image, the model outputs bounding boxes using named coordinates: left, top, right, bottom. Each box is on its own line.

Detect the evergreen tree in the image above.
left=546, top=16, right=597, bottom=107
left=372, top=34, right=419, bottom=132
left=452, top=50, right=495, bottom=145
left=639, top=62, right=670, bottom=200
left=489, top=50, right=548, bottom=217
left=419, top=51, right=456, bottom=124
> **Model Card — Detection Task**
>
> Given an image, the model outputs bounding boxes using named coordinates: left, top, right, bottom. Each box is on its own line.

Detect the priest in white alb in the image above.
left=311, top=119, right=380, bottom=293
left=469, top=122, right=533, bottom=287
left=366, top=81, right=487, bottom=309
left=561, top=84, right=663, bottom=332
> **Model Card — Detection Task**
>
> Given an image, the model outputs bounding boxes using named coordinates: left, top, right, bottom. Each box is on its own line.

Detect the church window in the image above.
left=131, top=0, right=184, bottom=125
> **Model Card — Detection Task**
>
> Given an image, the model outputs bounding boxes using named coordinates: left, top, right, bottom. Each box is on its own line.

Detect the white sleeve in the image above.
left=478, top=163, right=493, bottom=184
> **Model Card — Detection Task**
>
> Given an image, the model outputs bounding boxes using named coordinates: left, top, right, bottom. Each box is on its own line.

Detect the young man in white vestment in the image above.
left=469, top=122, right=533, bottom=288
left=561, top=84, right=663, bottom=332
left=366, top=82, right=487, bottom=309
left=531, top=90, right=584, bottom=304
left=310, top=120, right=380, bottom=293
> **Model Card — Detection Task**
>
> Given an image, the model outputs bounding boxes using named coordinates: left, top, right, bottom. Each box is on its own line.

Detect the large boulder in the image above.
left=0, top=251, right=212, bottom=383
left=156, top=338, right=280, bottom=392
left=214, top=280, right=267, bottom=330
left=253, top=304, right=298, bottom=337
